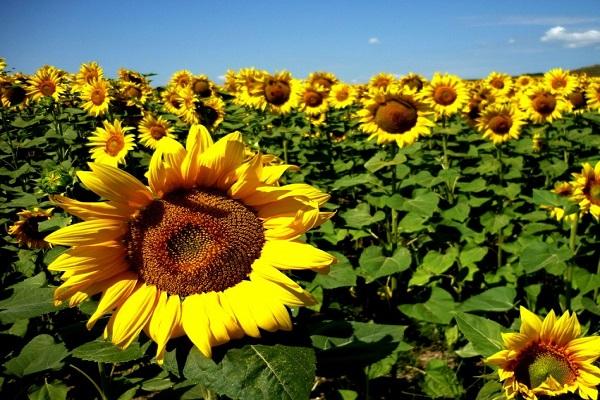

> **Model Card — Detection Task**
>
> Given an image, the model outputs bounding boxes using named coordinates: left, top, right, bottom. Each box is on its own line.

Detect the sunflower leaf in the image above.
left=3, top=334, right=69, bottom=377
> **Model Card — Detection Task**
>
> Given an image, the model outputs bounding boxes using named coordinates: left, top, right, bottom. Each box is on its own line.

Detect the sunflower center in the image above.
left=105, top=135, right=124, bottom=156
left=374, top=100, right=418, bottom=133
left=490, top=78, right=504, bottom=89
left=336, top=88, right=350, bottom=101
left=125, top=86, right=142, bottom=99
left=404, top=77, right=424, bottom=91
left=264, top=80, right=291, bottom=105
left=304, top=90, right=323, bottom=107
left=314, top=77, right=333, bottom=90
left=569, top=91, right=586, bottom=109
left=533, top=93, right=557, bottom=115
left=528, top=352, right=575, bottom=388
left=149, top=125, right=166, bottom=140
left=5, top=86, right=26, bottom=106
left=91, top=89, right=105, bottom=106
left=520, top=77, right=530, bottom=86
left=433, top=86, right=457, bottom=106
left=551, top=77, right=567, bottom=89
left=192, top=79, right=212, bottom=97
left=126, top=189, right=265, bottom=296
left=589, top=183, right=600, bottom=203
left=22, top=216, right=49, bottom=241
left=195, top=102, right=219, bottom=127
left=489, top=115, right=512, bottom=134
left=40, top=80, right=56, bottom=96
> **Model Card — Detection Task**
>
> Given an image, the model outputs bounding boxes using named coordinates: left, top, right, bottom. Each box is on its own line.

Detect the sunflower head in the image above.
left=191, top=75, right=214, bottom=97
left=8, top=208, right=54, bottom=249
left=170, top=70, right=193, bottom=89
left=138, top=114, right=175, bottom=149
left=329, top=83, right=357, bottom=109
left=74, top=62, right=104, bottom=91
left=477, top=104, right=525, bottom=145
left=80, top=78, right=112, bottom=117
left=421, top=73, right=469, bottom=119
left=307, top=71, right=338, bottom=93
left=368, top=73, right=396, bottom=91
left=521, top=86, right=569, bottom=124
left=570, top=161, right=600, bottom=221
left=27, top=65, right=65, bottom=101
left=485, top=72, right=513, bottom=96
left=486, top=307, right=600, bottom=400
left=544, top=68, right=577, bottom=96
left=87, top=119, right=135, bottom=167
left=585, top=82, right=600, bottom=111
left=399, top=73, right=427, bottom=92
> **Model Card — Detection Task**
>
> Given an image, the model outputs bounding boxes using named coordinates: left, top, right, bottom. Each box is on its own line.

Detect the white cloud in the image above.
left=368, top=37, right=380, bottom=45
left=217, top=75, right=226, bottom=81
left=541, top=26, right=600, bottom=48
left=508, top=38, right=516, bottom=44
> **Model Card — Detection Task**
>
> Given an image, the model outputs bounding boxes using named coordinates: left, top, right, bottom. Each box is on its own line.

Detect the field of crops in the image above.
left=1, top=59, right=600, bottom=400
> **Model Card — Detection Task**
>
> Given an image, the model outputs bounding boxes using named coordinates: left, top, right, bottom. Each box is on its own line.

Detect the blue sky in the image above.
left=2, top=0, right=599, bottom=85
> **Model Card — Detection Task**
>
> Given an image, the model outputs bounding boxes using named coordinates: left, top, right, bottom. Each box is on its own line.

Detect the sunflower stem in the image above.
left=69, top=364, right=108, bottom=400
left=566, top=213, right=579, bottom=309
left=441, top=117, right=449, bottom=170
left=282, top=136, right=288, bottom=164
left=496, top=145, right=504, bottom=186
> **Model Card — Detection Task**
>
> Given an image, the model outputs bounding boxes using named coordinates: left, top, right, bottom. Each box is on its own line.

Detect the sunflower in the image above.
left=368, top=73, right=396, bottom=92
left=570, top=161, right=600, bottom=221
left=541, top=182, right=579, bottom=223
left=307, top=71, right=338, bottom=93
left=0, top=76, right=29, bottom=109
left=485, top=72, right=513, bottom=97
left=118, top=68, right=148, bottom=86
left=45, top=125, right=335, bottom=363
left=80, top=79, right=112, bottom=117
left=586, top=82, right=600, bottom=111
left=161, top=85, right=183, bottom=115
left=27, top=65, right=65, bottom=101
left=190, top=75, right=215, bottom=98
left=544, top=68, right=577, bottom=97
left=515, top=75, right=535, bottom=91
left=247, top=71, right=300, bottom=114
left=87, top=120, right=135, bottom=167
left=476, top=104, right=525, bottom=145
left=138, top=114, right=175, bottom=149
left=421, top=73, right=469, bottom=119
left=233, top=68, right=267, bottom=108
left=222, top=69, right=238, bottom=94
left=399, top=73, right=427, bottom=92
left=194, top=96, right=226, bottom=129
left=118, top=81, right=151, bottom=108
left=170, top=70, right=193, bottom=89
left=357, top=86, right=434, bottom=147
left=520, top=86, right=569, bottom=124
left=567, top=86, right=589, bottom=114
left=329, top=83, right=357, bottom=109
left=487, top=306, right=600, bottom=400
left=0, top=57, right=7, bottom=73
left=175, top=87, right=198, bottom=124
left=73, top=62, right=104, bottom=92
left=299, top=85, right=329, bottom=116
left=8, top=208, right=54, bottom=249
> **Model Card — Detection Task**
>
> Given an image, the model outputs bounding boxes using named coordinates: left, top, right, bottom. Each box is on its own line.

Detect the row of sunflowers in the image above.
left=1, top=58, right=600, bottom=400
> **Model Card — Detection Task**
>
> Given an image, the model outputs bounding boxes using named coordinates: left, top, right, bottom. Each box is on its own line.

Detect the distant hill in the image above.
left=525, top=64, right=600, bottom=77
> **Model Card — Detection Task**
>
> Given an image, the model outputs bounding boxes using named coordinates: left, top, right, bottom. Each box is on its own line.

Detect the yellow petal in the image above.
left=249, top=271, right=316, bottom=307
left=86, top=272, right=138, bottom=329
left=221, top=283, right=261, bottom=338
left=48, top=241, right=125, bottom=272
left=181, top=294, right=212, bottom=358
left=109, top=283, right=159, bottom=349
left=260, top=164, right=299, bottom=185
left=45, top=219, right=127, bottom=246
left=227, top=154, right=262, bottom=200
left=519, top=306, right=542, bottom=339
left=260, top=240, right=336, bottom=272
left=180, top=124, right=213, bottom=187
left=243, top=183, right=330, bottom=207
left=51, top=195, right=131, bottom=220
left=196, top=132, right=245, bottom=189
left=147, top=293, right=181, bottom=365
left=148, top=137, right=186, bottom=196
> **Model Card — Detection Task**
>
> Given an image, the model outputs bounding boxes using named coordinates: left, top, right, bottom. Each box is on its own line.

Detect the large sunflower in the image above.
left=138, top=113, right=175, bottom=149
left=27, top=65, right=65, bottom=102
left=87, top=120, right=135, bottom=167
left=80, top=79, right=112, bottom=117
left=421, top=73, right=469, bottom=119
left=570, top=161, right=600, bottom=221
left=487, top=306, right=600, bottom=400
left=485, top=72, right=513, bottom=97
left=357, top=86, right=434, bottom=147
left=8, top=208, right=53, bottom=249
left=46, top=125, right=335, bottom=363
left=476, top=104, right=525, bottom=145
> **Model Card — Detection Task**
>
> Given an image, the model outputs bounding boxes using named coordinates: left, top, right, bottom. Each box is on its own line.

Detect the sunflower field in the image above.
left=1, top=59, right=600, bottom=400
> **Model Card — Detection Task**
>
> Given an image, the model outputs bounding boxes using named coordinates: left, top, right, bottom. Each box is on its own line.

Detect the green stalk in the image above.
left=566, top=213, right=579, bottom=309
left=441, top=116, right=449, bottom=170
left=496, top=145, right=504, bottom=186
left=282, top=136, right=288, bottom=164
left=594, top=254, right=600, bottom=302
left=69, top=364, right=108, bottom=400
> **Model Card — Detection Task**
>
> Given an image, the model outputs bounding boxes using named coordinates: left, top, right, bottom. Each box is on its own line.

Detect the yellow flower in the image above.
left=570, top=161, right=600, bottom=221
left=27, top=65, right=65, bottom=101
left=307, top=71, right=338, bottom=93
left=87, top=120, right=135, bottom=167
left=329, top=83, right=357, bottom=109
left=544, top=68, right=577, bottom=97
left=299, top=84, right=329, bottom=116
left=249, top=71, right=300, bottom=114
left=80, top=79, right=112, bottom=117
left=357, top=85, right=434, bottom=148
left=234, top=68, right=267, bottom=108
left=520, top=86, right=570, bottom=124
left=542, top=182, right=579, bottom=223
left=46, top=125, right=335, bottom=363
left=169, top=70, right=193, bottom=89
left=368, top=73, right=396, bottom=92
left=138, top=114, right=175, bottom=149
left=118, top=81, right=151, bottom=108
left=515, top=75, right=535, bottom=91
left=73, top=62, right=104, bottom=92
left=161, top=85, right=183, bottom=115
left=190, top=75, right=215, bottom=98
left=421, top=73, right=469, bottom=119
left=476, top=104, right=525, bottom=145
left=487, top=306, right=600, bottom=400
left=0, top=76, right=29, bottom=109
left=0, top=57, right=7, bottom=73
left=399, top=73, right=427, bottom=92
left=8, top=208, right=53, bottom=249
left=485, top=72, right=513, bottom=97
left=586, top=82, right=600, bottom=111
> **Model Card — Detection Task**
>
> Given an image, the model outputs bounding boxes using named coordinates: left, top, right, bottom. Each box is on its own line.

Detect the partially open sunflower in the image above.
left=46, top=125, right=335, bottom=363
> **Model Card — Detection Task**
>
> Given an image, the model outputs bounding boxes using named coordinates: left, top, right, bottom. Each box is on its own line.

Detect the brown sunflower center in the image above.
left=532, top=93, right=556, bottom=115
left=569, top=91, right=586, bottom=109
left=125, top=86, right=142, bottom=99
left=336, top=88, right=349, bottom=101
left=588, top=183, right=600, bottom=204
left=433, top=86, right=458, bottom=106
left=304, top=90, right=323, bottom=107
left=90, top=89, right=105, bottom=106
left=374, top=99, right=418, bottom=133
left=490, top=77, right=505, bottom=89
left=5, top=86, right=26, bottom=106
left=125, top=189, right=265, bottom=296
left=40, top=80, right=56, bottom=96
left=514, top=344, right=577, bottom=389
left=404, top=77, right=424, bottom=91
left=264, top=79, right=291, bottom=105
left=149, top=125, right=166, bottom=140
left=192, top=79, right=212, bottom=97
left=105, top=135, right=124, bottom=156
left=520, top=77, right=530, bottom=86
left=22, top=216, right=49, bottom=241
left=551, top=77, right=567, bottom=89
left=314, top=77, right=333, bottom=90
left=489, top=114, right=512, bottom=134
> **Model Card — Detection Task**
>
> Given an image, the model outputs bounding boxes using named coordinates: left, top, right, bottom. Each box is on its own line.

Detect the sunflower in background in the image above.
left=357, top=85, right=434, bottom=148
left=520, top=85, right=570, bottom=124
left=118, top=81, right=151, bottom=108
left=27, top=65, right=66, bottom=102
left=485, top=72, right=513, bottom=97
left=307, top=71, right=338, bottom=93
left=161, top=85, right=183, bottom=115
left=250, top=71, right=300, bottom=115
left=399, top=73, right=427, bottom=93
left=190, top=75, right=215, bottom=98
left=87, top=120, right=135, bottom=167
left=80, top=78, right=112, bottom=117
left=221, top=69, right=238, bottom=94
left=8, top=208, right=54, bottom=249
left=329, top=83, right=357, bottom=109
left=0, top=74, right=29, bottom=109
left=476, top=104, right=525, bottom=145
left=570, top=161, right=600, bottom=221
left=542, top=181, right=579, bottom=223
left=368, top=72, right=396, bottom=92
left=487, top=306, right=600, bottom=400
left=73, top=62, right=104, bottom=93
left=138, top=114, right=175, bottom=149
left=544, top=68, right=577, bottom=97
left=0, top=57, right=6, bottom=73
left=299, top=84, right=329, bottom=116
left=45, top=125, right=335, bottom=363
left=195, top=96, right=225, bottom=129
left=515, top=75, right=535, bottom=91
left=169, top=70, right=194, bottom=89
left=567, top=83, right=589, bottom=115
left=586, top=81, right=600, bottom=111
left=234, top=68, right=267, bottom=108
left=421, top=73, right=469, bottom=120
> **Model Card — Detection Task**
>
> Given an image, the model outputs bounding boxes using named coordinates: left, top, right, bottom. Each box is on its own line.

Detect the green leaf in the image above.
left=459, top=247, right=488, bottom=267
left=400, top=191, right=440, bottom=218
left=459, top=287, right=516, bottom=312
left=4, top=334, right=69, bottom=377
left=397, top=212, right=429, bottom=232
left=0, top=273, right=61, bottom=324
left=475, top=381, right=504, bottom=400
left=519, top=241, right=571, bottom=274
left=364, top=151, right=406, bottom=173
left=72, top=339, right=148, bottom=363
left=183, top=344, right=315, bottom=400
left=28, top=380, right=69, bottom=400
left=408, top=247, right=458, bottom=286
left=340, top=203, right=385, bottom=229
left=37, top=215, right=72, bottom=233
left=357, top=246, right=411, bottom=283
left=398, top=288, right=457, bottom=324
left=454, top=313, right=507, bottom=357
left=312, top=252, right=356, bottom=289
left=421, top=359, right=464, bottom=399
